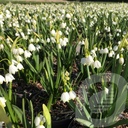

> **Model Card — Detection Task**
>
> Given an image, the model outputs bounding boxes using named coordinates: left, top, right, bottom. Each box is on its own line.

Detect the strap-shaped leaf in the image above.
left=75, top=118, right=94, bottom=127
left=24, top=58, right=38, bottom=74
left=42, top=104, right=51, bottom=128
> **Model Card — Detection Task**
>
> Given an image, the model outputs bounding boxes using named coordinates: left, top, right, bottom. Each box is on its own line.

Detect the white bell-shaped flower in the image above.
left=34, top=114, right=45, bottom=127
left=100, top=48, right=108, bottom=54
left=81, top=55, right=94, bottom=66
left=5, top=73, right=15, bottom=83
left=81, top=57, right=86, bottom=65
left=0, top=75, right=5, bottom=84
left=113, top=45, right=118, bottom=51
left=104, top=87, right=109, bottom=94
left=34, top=116, right=41, bottom=126
left=36, top=125, right=45, bottom=128
left=61, top=92, right=70, bottom=103
left=9, top=64, right=18, bottom=74
left=0, top=97, right=6, bottom=108
left=108, top=50, right=115, bottom=57
left=15, top=55, right=23, bottom=62
left=0, top=44, right=4, bottom=50
left=61, top=22, right=66, bottom=28
left=12, top=48, right=18, bottom=55
left=17, top=47, right=24, bottom=55
left=69, top=90, right=76, bottom=100
left=28, top=44, right=36, bottom=52
left=51, top=29, right=56, bottom=36
left=119, top=57, right=124, bottom=65
left=92, top=60, right=101, bottom=69
left=24, top=50, right=32, bottom=58
left=17, top=63, right=24, bottom=70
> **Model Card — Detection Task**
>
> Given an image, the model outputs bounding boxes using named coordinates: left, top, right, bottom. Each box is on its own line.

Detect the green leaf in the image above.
left=29, top=100, right=34, bottom=128
left=43, top=104, right=51, bottom=128
left=75, top=118, right=94, bottom=127
left=12, top=105, right=23, bottom=124
left=0, top=105, right=11, bottom=124
left=24, top=58, right=38, bottom=74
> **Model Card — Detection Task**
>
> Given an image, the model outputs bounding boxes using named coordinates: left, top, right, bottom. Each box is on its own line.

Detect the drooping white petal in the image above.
left=69, top=91, right=76, bottom=100
left=9, top=64, right=18, bottom=74
left=28, top=44, right=36, bottom=52
left=34, top=116, right=41, bottom=127
left=93, top=60, right=101, bottom=69
left=0, top=75, right=5, bottom=84
left=61, top=92, right=70, bottom=103
left=5, top=73, right=15, bottom=83
left=0, top=97, right=6, bottom=108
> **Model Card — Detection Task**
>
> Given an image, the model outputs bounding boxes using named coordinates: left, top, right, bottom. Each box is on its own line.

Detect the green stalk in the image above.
left=101, top=54, right=107, bottom=69
left=9, top=82, right=12, bottom=101
left=87, top=66, right=91, bottom=79
left=47, top=94, right=53, bottom=111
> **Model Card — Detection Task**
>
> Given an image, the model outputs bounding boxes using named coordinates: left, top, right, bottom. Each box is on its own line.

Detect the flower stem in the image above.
left=9, top=82, right=12, bottom=101
left=47, top=94, right=53, bottom=111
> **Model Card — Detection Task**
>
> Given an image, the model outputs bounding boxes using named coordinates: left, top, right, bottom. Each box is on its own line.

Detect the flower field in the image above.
left=0, top=2, right=128, bottom=128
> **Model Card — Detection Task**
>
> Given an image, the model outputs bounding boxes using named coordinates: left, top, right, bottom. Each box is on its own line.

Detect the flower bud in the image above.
left=119, top=57, right=124, bottom=65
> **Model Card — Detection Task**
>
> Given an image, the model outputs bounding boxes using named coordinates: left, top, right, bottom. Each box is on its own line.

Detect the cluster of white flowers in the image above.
left=34, top=114, right=46, bottom=128
left=81, top=55, right=101, bottom=69
left=61, top=90, right=76, bottom=103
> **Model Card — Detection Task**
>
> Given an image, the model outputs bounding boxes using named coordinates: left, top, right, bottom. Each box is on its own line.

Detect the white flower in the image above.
left=0, top=75, right=5, bottom=84
left=17, top=48, right=24, bottom=55
left=12, top=48, right=18, bottom=55
left=51, top=29, right=56, bottom=36
left=79, top=40, right=84, bottom=45
left=0, top=44, right=4, bottom=50
left=34, top=116, right=41, bottom=126
left=69, top=90, right=76, bottom=100
left=113, top=45, right=118, bottom=51
left=66, top=13, right=71, bottom=19
left=47, top=38, right=50, bottom=43
left=100, top=48, right=108, bottom=54
left=81, top=58, right=86, bottom=65
left=34, top=115, right=45, bottom=127
left=15, top=55, right=23, bottom=62
left=116, top=54, right=119, bottom=59
left=36, top=125, right=45, bottom=128
left=61, top=22, right=66, bottom=28
left=24, top=50, right=32, bottom=58
left=9, top=64, right=18, bottom=74
left=5, top=73, right=15, bottom=83
left=17, top=63, right=24, bottom=70
left=12, top=59, right=18, bottom=65
left=119, top=57, right=124, bottom=65
left=81, top=55, right=94, bottom=66
left=104, top=87, right=109, bottom=94
left=58, top=31, right=62, bottom=36
left=39, top=115, right=45, bottom=123
left=91, top=50, right=96, bottom=57
left=108, top=50, right=115, bottom=57
left=92, top=60, right=101, bottom=69
left=36, top=45, right=41, bottom=51
left=94, top=47, right=98, bottom=51
left=0, top=97, right=6, bottom=108
left=60, top=38, right=68, bottom=47
left=61, top=92, right=70, bottom=103
left=28, top=44, right=36, bottom=52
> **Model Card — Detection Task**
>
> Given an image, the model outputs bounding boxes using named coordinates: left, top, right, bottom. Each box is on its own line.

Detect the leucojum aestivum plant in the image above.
left=73, top=34, right=128, bottom=127
left=0, top=2, right=128, bottom=128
